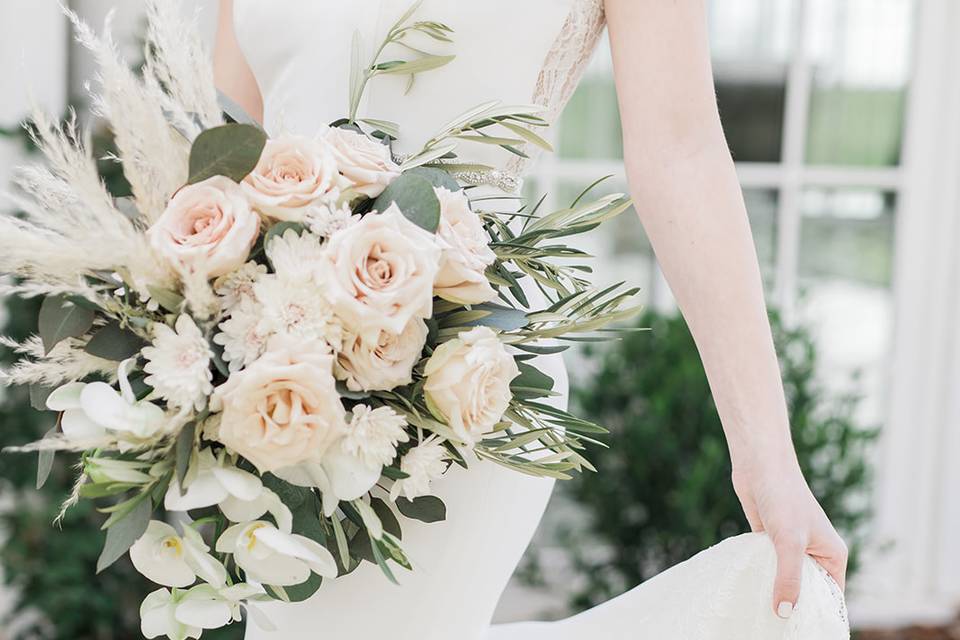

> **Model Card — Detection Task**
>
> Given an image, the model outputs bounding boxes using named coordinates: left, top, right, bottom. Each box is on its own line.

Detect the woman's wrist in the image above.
left=730, top=432, right=800, bottom=480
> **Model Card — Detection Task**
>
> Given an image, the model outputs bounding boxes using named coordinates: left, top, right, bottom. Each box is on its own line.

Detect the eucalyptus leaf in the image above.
left=29, top=384, right=54, bottom=412
left=371, top=498, right=402, bottom=539
left=372, top=173, right=441, bottom=232
left=380, top=466, right=410, bottom=481
left=461, top=303, right=529, bottom=331
left=407, top=166, right=461, bottom=192
left=96, top=496, right=151, bottom=573
left=395, top=495, right=446, bottom=523
left=84, top=321, right=147, bottom=361
left=188, top=123, right=267, bottom=184
left=38, top=296, right=96, bottom=354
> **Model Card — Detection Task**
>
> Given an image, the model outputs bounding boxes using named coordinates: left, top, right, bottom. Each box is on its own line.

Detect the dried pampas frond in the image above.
left=179, top=266, right=220, bottom=321
left=0, top=110, right=174, bottom=297
left=0, top=336, right=117, bottom=387
left=143, top=0, right=224, bottom=139
left=64, top=5, right=189, bottom=221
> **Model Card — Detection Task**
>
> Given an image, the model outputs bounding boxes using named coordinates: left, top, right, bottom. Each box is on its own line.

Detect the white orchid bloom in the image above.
left=215, top=520, right=337, bottom=586
left=46, top=359, right=166, bottom=442
left=164, top=450, right=292, bottom=532
left=130, top=521, right=227, bottom=589
left=140, top=585, right=234, bottom=640
left=273, top=440, right=381, bottom=517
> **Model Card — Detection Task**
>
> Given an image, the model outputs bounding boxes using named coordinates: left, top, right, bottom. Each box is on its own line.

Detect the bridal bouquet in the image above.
left=1, top=2, right=638, bottom=638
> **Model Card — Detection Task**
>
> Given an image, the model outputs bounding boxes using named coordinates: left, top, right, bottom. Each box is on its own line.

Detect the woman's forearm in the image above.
left=606, top=0, right=797, bottom=472
left=627, top=142, right=797, bottom=471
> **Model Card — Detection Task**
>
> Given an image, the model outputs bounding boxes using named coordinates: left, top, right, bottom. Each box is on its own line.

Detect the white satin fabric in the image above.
left=232, top=1, right=850, bottom=638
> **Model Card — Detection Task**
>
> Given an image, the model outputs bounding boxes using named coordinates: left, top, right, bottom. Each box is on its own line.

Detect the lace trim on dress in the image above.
left=506, top=0, right=607, bottom=180
left=454, top=0, right=606, bottom=191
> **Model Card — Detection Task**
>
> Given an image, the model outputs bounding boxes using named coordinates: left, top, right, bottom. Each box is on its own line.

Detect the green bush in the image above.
left=546, top=309, right=876, bottom=611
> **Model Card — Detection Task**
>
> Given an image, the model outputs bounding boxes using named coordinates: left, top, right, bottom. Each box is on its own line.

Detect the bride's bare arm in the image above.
left=214, top=0, right=264, bottom=124
left=604, top=0, right=847, bottom=616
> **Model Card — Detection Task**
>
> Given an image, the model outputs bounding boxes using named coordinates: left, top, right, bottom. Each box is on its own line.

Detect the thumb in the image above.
left=772, top=535, right=805, bottom=619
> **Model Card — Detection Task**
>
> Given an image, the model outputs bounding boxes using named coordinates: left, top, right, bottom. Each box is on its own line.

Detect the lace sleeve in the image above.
left=505, top=0, right=607, bottom=178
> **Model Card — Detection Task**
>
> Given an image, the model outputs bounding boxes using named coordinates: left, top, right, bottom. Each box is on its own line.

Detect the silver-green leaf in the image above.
left=38, top=296, right=96, bottom=355
left=188, top=123, right=267, bottom=184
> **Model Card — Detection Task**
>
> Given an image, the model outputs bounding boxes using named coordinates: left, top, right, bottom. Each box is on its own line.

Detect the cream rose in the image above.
left=147, top=176, right=260, bottom=278
left=325, top=126, right=400, bottom=198
left=423, top=326, right=520, bottom=444
left=432, top=187, right=498, bottom=304
left=336, top=318, right=428, bottom=392
left=318, top=204, right=440, bottom=341
left=242, top=135, right=341, bottom=221
left=211, top=339, right=347, bottom=473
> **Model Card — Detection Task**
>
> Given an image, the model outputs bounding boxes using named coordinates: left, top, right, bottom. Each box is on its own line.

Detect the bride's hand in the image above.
left=732, top=458, right=848, bottom=619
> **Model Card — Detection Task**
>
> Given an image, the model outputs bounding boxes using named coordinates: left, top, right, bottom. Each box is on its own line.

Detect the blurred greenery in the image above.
left=524, top=309, right=876, bottom=611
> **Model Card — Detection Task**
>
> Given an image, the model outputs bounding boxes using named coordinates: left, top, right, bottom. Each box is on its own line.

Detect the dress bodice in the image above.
left=233, top=0, right=606, bottom=183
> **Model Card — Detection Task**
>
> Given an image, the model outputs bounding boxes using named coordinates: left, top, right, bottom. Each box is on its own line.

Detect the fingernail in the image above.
left=777, top=601, right=794, bottom=619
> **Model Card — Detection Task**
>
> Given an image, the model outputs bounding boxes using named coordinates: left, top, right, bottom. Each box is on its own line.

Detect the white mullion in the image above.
left=543, top=159, right=903, bottom=192
left=775, top=0, right=813, bottom=321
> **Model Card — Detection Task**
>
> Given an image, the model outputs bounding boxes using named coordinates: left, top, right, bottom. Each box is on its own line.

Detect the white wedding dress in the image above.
left=231, top=1, right=850, bottom=638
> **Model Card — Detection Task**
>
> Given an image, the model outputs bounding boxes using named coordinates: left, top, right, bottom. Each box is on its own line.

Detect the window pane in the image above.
left=556, top=39, right=622, bottom=161
left=797, top=188, right=896, bottom=421
left=805, top=0, right=914, bottom=166
left=799, top=189, right=895, bottom=286
left=744, top=188, right=779, bottom=293
left=709, top=0, right=793, bottom=163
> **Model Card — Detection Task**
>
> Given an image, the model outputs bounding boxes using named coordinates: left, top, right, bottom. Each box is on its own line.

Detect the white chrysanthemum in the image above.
left=389, top=436, right=449, bottom=501
left=213, top=301, right=269, bottom=372
left=254, top=274, right=343, bottom=347
left=265, top=228, right=327, bottom=279
left=342, top=405, right=409, bottom=468
left=214, top=261, right=267, bottom=311
left=142, top=315, right=214, bottom=410
left=304, top=203, right=360, bottom=238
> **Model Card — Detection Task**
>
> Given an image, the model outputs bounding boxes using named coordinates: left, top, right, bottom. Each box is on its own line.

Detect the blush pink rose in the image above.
left=318, top=205, right=441, bottom=342
left=432, top=187, right=498, bottom=304
left=324, top=127, right=401, bottom=198
left=211, top=339, right=348, bottom=473
left=335, top=318, right=428, bottom=392
left=242, top=135, right=341, bottom=221
left=424, top=326, right=520, bottom=445
left=147, top=176, right=260, bottom=279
